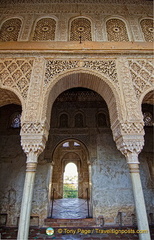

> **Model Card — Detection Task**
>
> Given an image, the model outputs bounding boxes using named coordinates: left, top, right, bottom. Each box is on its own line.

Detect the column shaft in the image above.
left=128, top=159, right=151, bottom=240
left=17, top=161, right=37, bottom=240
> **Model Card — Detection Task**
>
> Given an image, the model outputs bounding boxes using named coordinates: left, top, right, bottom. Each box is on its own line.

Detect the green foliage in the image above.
left=63, top=184, right=78, bottom=198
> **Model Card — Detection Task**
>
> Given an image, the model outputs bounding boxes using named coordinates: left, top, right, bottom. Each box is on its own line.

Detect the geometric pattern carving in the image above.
left=0, top=59, right=34, bottom=99
left=44, top=60, right=118, bottom=87
left=128, top=60, right=154, bottom=99
left=106, top=19, right=129, bottom=42
left=121, top=122, right=144, bottom=134
left=21, top=122, right=45, bottom=134
left=140, top=19, right=154, bottom=42
left=0, top=18, right=22, bottom=42
left=70, top=18, right=92, bottom=41
left=33, top=18, right=56, bottom=41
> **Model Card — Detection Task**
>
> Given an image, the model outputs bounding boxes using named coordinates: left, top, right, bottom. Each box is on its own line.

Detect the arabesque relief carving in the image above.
left=44, top=60, right=118, bottom=88
left=44, top=60, right=79, bottom=87
left=24, top=57, right=46, bottom=121
left=83, top=60, right=118, bottom=84
left=117, top=58, right=143, bottom=121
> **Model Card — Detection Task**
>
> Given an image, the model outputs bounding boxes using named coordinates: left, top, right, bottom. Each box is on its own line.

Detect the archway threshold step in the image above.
left=44, top=218, right=97, bottom=227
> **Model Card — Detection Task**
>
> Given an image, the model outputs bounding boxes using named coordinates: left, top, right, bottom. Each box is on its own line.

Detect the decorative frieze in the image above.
left=0, top=2, right=152, bottom=16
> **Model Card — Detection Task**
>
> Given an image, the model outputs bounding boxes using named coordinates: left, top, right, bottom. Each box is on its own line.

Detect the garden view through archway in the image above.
left=63, top=162, right=78, bottom=198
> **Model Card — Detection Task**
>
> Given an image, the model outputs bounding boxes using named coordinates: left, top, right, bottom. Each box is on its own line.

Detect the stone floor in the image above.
left=51, top=198, right=88, bottom=219
left=0, top=198, right=153, bottom=239
left=0, top=226, right=154, bottom=240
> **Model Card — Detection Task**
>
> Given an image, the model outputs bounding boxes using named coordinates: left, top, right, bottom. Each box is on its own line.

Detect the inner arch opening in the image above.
left=63, top=162, right=78, bottom=198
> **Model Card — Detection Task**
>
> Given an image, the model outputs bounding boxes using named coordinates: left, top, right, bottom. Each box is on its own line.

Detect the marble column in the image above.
left=126, top=151, right=151, bottom=240
left=17, top=152, right=39, bottom=240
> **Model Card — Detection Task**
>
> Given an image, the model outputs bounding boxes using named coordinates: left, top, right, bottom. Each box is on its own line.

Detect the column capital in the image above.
left=20, top=120, right=49, bottom=159
left=112, top=120, right=144, bottom=161
left=116, top=135, right=144, bottom=159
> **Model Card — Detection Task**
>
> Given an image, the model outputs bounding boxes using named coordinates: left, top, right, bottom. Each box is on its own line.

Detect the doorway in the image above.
left=50, top=139, right=90, bottom=218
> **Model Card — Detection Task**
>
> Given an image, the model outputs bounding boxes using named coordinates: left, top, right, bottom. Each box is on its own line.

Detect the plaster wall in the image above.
left=0, top=135, right=26, bottom=226
left=92, top=128, right=154, bottom=226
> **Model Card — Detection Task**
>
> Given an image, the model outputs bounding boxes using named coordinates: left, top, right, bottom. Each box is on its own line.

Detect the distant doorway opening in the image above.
left=63, top=162, right=78, bottom=198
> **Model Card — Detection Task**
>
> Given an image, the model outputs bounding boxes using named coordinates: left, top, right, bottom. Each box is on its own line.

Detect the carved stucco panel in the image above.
left=94, top=15, right=104, bottom=41
left=128, top=59, right=154, bottom=100
left=116, top=134, right=144, bottom=157
left=20, top=121, right=49, bottom=156
left=0, top=58, right=34, bottom=101
left=116, top=58, right=142, bottom=121
left=24, top=57, right=46, bottom=121
left=44, top=60, right=119, bottom=89
left=20, top=14, right=34, bottom=41
left=58, top=14, right=68, bottom=41
left=127, top=17, right=143, bottom=41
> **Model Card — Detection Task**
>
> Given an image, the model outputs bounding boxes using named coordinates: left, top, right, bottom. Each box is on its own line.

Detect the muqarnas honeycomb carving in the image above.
left=106, top=19, right=129, bottom=42
left=33, top=18, right=56, bottom=41
left=70, top=18, right=92, bottom=41
left=140, top=19, right=154, bottom=42
left=0, top=18, right=22, bottom=42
